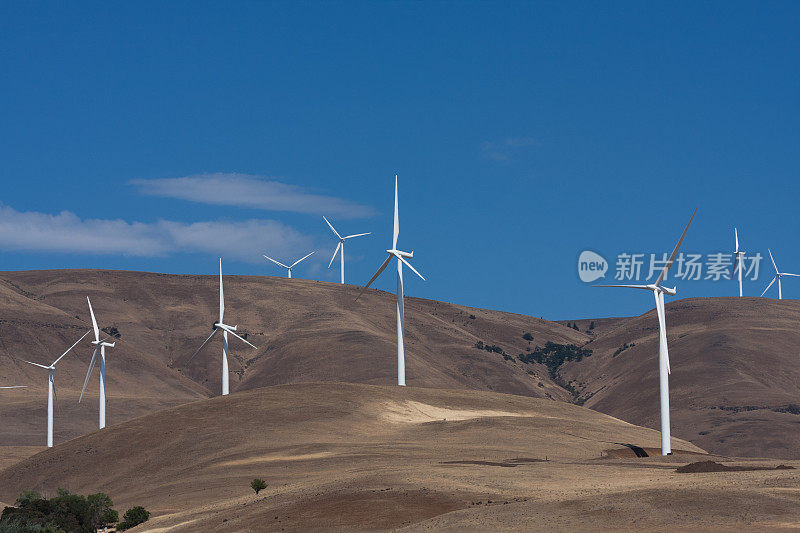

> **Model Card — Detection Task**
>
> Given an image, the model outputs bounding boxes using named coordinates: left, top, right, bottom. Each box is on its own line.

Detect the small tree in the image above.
left=522, top=332, right=533, bottom=341
left=589, top=321, right=595, bottom=330
left=118, top=506, right=150, bottom=531
left=251, top=478, right=267, bottom=495
left=88, top=493, right=118, bottom=530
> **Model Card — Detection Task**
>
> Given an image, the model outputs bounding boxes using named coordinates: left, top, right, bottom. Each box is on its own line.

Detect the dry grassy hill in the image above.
left=563, top=297, right=800, bottom=459
left=0, top=269, right=584, bottom=447
left=2, top=271, right=799, bottom=460
left=2, top=383, right=798, bottom=532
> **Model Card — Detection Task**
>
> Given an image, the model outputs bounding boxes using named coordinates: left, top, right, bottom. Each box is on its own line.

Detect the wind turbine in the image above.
left=263, top=252, right=315, bottom=278
left=25, top=331, right=90, bottom=447
left=187, top=258, right=257, bottom=395
left=594, top=206, right=697, bottom=456
left=357, top=175, right=425, bottom=387
left=761, top=249, right=800, bottom=299
left=323, top=216, right=370, bottom=284
left=79, top=297, right=117, bottom=429
left=733, top=228, right=745, bottom=297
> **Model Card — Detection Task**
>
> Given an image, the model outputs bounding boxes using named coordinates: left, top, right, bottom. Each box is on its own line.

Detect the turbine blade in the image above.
left=328, top=242, right=342, bottom=268
left=593, top=284, right=652, bottom=290
left=356, top=255, right=393, bottom=301
left=323, top=216, right=342, bottom=239
left=23, top=360, right=50, bottom=369
left=658, top=292, right=670, bottom=374
left=397, top=255, right=425, bottom=281
left=780, top=273, right=800, bottom=277
left=655, top=206, right=698, bottom=286
left=734, top=227, right=739, bottom=252
left=291, top=251, right=315, bottom=268
left=219, top=258, right=225, bottom=323
left=769, top=249, right=778, bottom=274
left=263, top=255, right=289, bottom=269
left=52, top=331, right=91, bottom=367
left=187, top=328, right=219, bottom=363
left=87, top=297, right=100, bottom=342
left=760, top=276, right=777, bottom=297
left=0, top=386, right=26, bottom=389
left=344, top=232, right=370, bottom=239
left=393, top=174, right=399, bottom=249
left=228, top=329, right=257, bottom=349
left=79, top=346, right=99, bottom=403
left=51, top=374, right=57, bottom=405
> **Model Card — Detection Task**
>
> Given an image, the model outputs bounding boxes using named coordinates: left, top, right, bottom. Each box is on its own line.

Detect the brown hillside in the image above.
left=563, top=297, right=800, bottom=459
left=1, top=383, right=797, bottom=532
left=0, top=269, right=584, bottom=446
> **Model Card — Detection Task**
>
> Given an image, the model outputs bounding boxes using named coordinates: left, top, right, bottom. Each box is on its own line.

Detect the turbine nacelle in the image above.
left=387, top=249, right=413, bottom=259
left=215, top=323, right=238, bottom=333
left=651, top=284, right=677, bottom=296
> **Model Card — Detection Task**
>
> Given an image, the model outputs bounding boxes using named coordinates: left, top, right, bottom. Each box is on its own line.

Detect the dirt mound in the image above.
left=677, top=460, right=795, bottom=473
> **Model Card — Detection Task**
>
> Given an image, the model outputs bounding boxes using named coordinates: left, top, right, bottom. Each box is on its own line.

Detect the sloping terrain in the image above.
left=0, top=269, right=584, bottom=447
left=1, top=383, right=797, bottom=532
left=562, top=297, right=800, bottom=459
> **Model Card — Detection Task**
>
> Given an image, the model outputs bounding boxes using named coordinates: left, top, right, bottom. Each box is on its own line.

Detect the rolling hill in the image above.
left=562, top=297, right=800, bottom=459
left=2, top=383, right=797, bottom=532
left=0, top=269, right=584, bottom=447
left=1, top=270, right=799, bottom=460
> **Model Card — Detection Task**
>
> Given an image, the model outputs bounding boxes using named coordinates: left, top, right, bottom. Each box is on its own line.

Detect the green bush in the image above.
left=118, top=506, right=150, bottom=531
left=522, top=332, right=533, bottom=341
left=251, top=478, right=267, bottom=495
left=2, top=489, right=117, bottom=533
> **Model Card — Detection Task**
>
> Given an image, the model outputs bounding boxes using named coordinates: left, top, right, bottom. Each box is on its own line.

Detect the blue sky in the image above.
left=1, top=2, right=798, bottom=320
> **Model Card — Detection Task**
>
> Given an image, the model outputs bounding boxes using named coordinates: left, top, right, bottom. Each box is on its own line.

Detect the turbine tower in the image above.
left=595, top=206, right=697, bottom=456
left=25, top=331, right=90, bottom=447
left=761, top=249, right=800, bottom=299
left=79, top=297, right=116, bottom=429
left=733, top=228, right=745, bottom=297
left=263, top=252, right=315, bottom=278
left=357, top=175, right=425, bottom=387
left=187, top=258, right=257, bottom=395
left=323, top=216, right=370, bottom=284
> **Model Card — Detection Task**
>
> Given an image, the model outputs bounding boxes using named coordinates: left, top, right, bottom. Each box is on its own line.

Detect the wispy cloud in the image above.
left=0, top=204, right=314, bottom=263
left=481, top=137, right=538, bottom=161
left=130, top=173, right=376, bottom=218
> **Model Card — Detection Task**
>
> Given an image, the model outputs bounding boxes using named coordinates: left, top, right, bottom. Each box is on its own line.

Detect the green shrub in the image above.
left=118, top=507, right=150, bottom=531
left=2, top=489, right=118, bottom=533
left=522, top=332, right=533, bottom=341
left=251, top=478, right=267, bottom=495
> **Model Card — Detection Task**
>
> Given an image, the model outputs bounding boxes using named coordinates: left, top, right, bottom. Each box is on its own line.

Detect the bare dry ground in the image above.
left=1, top=383, right=797, bottom=532
left=563, top=297, right=800, bottom=459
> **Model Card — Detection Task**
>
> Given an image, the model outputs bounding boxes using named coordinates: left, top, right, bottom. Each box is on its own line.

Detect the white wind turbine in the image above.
left=323, top=216, right=370, bottom=284
left=79, top=297, right=117, bottom=429
left=263, top=251, right=315, bottom=278
left=733, top=228, right=745, bottom=297
left=357, top=175, right=425, bottom=387
left=761, top=249, right=800, bottom=300
left=595, top=207, right=697, bottom=456
left=25, top=331, right=90, bottom=447
left=187, top=258, right=257, bottom=395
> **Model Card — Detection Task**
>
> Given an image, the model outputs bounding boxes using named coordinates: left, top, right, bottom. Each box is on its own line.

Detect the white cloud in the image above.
left=481, top=137, right=538, bottom=161
left=0, top=205, right=314, bottom=263
left=130, top=173, right=376, bottom=218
